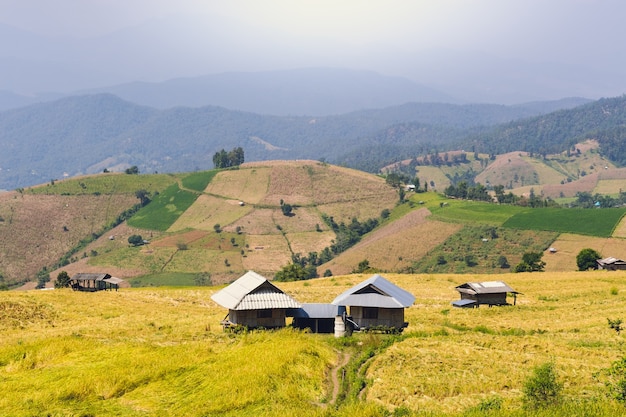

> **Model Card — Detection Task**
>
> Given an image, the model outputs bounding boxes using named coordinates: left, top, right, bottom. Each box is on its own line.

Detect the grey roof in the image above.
left=70, top=273, right=111, bottom=282
left=331, top=274, right=415, bottom=308
left=598, top=257, right=626, bottom=265
left=451, top=299, right=477, bottom=308
left=290, top=303, right=345, bottom=318
left=211, top=270, right=300, bottom=311
left=455, top=281, right=517, bottom=295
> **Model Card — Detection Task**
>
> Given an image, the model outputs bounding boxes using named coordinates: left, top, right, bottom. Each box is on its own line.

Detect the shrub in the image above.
left=596, top=357, right=626, bottom=403
left=522, top=362, right=562, bottom=409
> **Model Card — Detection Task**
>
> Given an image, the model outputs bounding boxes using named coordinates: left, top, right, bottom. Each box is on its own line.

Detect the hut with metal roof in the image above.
left=69, top=273, right=123, bottom=292
left=597, top=257, right=626, bottom=270
left=452, top=281, right=518, bottom=308
left=290, top=303, right=346, bottom=333
left=331, top=274, right=415, bottom=332
left=211, top=270, right=300, bottom=330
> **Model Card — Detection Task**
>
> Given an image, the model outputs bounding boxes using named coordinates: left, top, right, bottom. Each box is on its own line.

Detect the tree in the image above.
left=135, top=189, right=151, bottom=206
left=55, top=271, right=71, bottom=288
left=514, top=252, right=546, bottom=272
left=280, top=202, right=293, bottom=216
left=213, top=147, right=245, bottom=169
left=497, top=255, right=510, bottom=269
left=274, top=263, right=309, bottom=282
left=125, top=165, right=139, bottom=175
left=128, top=234, right=144, bottom=246
left=576, top=248, right=601, bottom=271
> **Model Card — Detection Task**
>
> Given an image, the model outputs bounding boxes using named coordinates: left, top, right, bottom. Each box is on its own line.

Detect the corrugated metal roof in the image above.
left=211, top=270, right=300, bottom=310
left=237, top=289, right=300, bottom=310
left=332, top=274, right=415, bottom=308
left=598, top=257, right=626, bottom=265
left=70, top=273, right=111, bottom=282
left=451, top=299, right=477, bottom=308
left=291, top=303, right=344, bottom=318
left=455, top=281, right=517, bottom=295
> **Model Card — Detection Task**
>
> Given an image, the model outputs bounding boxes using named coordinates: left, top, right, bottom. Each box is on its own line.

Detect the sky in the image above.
left=1, top=0, right=625, bottom=101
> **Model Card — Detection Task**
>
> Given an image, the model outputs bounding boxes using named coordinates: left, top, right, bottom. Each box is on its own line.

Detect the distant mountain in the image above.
left=80, top=68, right=458, bottom=116
left=1, top=93, right=577, bottom=190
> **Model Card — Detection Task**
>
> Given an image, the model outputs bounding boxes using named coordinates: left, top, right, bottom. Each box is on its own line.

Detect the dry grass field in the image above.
left=3, top=270, right=626, bottom=416
left=0, top=192, right=138, bottom=285
left=323, top=209, right=462, bottom=275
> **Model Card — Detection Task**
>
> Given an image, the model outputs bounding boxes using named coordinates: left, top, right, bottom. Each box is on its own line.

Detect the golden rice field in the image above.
left=3, top=270, right=626, bottom=416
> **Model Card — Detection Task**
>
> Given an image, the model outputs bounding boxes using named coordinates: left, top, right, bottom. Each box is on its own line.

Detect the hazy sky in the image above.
left=1, top=0, right=625, bottom=100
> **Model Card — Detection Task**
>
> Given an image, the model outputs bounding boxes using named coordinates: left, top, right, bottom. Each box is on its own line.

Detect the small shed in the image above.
left=452, top=281, right=517, bottom=308
left=597, top=257, right=626, bottom=270
left=290, top=303, right=346, bottom=333
left=331, top=274, right=415, bottom=331
left=211, top=270, right=300, bottom=330
left=69, top=273, right=123, bottom=292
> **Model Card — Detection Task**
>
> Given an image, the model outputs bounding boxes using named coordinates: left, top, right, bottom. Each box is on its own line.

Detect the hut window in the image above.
left=257, top=309, right=272, bottom=318
left=363, top=307, right=378, bottom=319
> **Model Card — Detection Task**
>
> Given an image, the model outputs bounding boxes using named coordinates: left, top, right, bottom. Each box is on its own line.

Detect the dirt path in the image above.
left=329, top=350, right=351, bottom=405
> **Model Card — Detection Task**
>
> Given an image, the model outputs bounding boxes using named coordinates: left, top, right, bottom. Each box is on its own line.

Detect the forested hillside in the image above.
left=0, top=93, right=619, bottom=191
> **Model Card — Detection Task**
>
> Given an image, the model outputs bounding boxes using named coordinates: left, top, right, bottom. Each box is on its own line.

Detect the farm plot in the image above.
left=544, top=233, right=626, bottom=272
left=430, top=200, right=524, bottom=225
left=204, top=167, right=271, bottom=203
left=322, top=210, right=462, bottom=275
left=241, top=234, right=292, bottom=274
left=168, top=194, right=251, bottom=232
left=285, top=231, right=336, bottom=256
left=128, top=184, right=199, bottom=231
left=27, top=173, right=177, bottom=196
left=503, top=207, right=626, bottom=237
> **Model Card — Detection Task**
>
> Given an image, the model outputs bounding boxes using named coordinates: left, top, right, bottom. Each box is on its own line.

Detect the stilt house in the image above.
left=331, top=274, right=415, bottom=331
left=69, top=273, right=123, bottom=291
left=452, top=281, right=518, bottom=308
left=211, top=270, right=300, bottom=329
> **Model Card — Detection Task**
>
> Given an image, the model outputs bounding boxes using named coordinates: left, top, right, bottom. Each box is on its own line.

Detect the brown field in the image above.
left=544, top=233, right=626, bottom=271
left=0, top=192, right=138, bottom=285
left=204, top=167, right=271, bottom=203
left=321, top=210, right=462, bottom=275
left=241, top=234, right=292, bottom=274
left=286, top=231, right=336, bottom=255
left=168, top=194, right=251, bottom=232
left=541, top=172, right=600, bottom=198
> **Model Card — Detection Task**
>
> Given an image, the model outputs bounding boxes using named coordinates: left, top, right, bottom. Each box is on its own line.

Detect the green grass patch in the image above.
left=129, top=272, right=208, bottom=287
left=128, top=184, right=200, bottom=231
left=27, top=173, right=178, bottom=195
left=180, top=170, right=218, bottom=192
left=503, top=207, right=626, bottom=237
left=430, top=200, right=526, bottom=225
left=408, top=226, right=558, bottom=274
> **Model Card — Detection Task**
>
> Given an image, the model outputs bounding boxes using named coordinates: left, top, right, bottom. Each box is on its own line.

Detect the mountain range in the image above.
left=0, top=83, right=602, bottom=191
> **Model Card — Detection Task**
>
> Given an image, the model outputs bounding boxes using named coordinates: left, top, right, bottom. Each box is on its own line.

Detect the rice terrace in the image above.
left=3, top=159, right=626, bottom=416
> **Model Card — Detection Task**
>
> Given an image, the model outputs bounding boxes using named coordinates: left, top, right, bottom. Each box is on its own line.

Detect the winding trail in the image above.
left=329, top=351, right=351, bottom=405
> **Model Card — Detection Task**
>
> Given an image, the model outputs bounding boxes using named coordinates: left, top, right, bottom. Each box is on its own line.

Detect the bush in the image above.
left=596, top=356, right=626, bottom=403
left=523, top=362, right=563, bottom=409
left=128, top=234, right=144, bottom=246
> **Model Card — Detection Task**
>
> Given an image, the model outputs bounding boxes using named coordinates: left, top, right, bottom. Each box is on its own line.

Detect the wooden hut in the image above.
left=597, top=257, right=626, bottom=270
left=69, top=273, right=123, bottom=292
left=211, top=270, right=300, bottom=330
left=331, top=274, right=415, bottom=332
left=452, top=281, right=517, bottom=308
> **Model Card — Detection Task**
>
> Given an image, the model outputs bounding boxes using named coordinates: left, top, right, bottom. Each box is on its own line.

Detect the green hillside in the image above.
left=4, top=159, right=626, bottom=289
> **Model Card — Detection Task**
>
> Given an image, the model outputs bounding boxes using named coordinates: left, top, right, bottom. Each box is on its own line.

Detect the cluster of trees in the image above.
left=514, top=252, right=546, bottom=272
left=570, top=191, right=626, bottom=208
left=274, top=213, right=384, bottom=281
left=444, top=181, right=491, bottom=201
left=213, top=147, right=244, bottom=169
